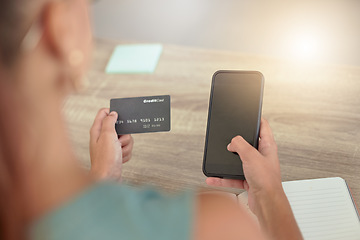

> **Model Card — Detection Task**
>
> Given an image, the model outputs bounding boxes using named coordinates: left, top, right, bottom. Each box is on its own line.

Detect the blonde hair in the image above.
left=0, top=0, right=44, bottom=65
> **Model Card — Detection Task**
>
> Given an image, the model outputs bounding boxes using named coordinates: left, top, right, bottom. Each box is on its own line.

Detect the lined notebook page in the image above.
left=283, top=177, right=360, bottom=240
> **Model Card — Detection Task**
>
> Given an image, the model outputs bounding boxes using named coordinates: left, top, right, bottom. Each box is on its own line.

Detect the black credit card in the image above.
left=110, top=95, right=171, bottom=134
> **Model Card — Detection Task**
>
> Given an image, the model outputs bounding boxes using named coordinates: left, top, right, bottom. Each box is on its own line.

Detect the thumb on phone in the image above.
left=227, top=136, right=259, bottom=164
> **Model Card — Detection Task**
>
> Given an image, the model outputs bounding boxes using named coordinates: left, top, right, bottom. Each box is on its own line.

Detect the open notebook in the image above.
left=237, top=177, right=360, bottom=240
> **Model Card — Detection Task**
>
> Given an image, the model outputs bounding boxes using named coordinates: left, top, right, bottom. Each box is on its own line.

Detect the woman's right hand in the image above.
left=206, top=119, right=303, bottom=240
left=206, top=118, right=283, bottom=215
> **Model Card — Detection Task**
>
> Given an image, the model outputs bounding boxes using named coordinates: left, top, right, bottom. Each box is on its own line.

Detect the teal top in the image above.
left=30, top=182, right=194, bottom=240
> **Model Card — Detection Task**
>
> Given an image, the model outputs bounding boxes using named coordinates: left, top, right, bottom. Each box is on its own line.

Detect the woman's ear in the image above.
left=41, top=0, right=88, bottom=93
left=42, top=1, right=74, bottom=62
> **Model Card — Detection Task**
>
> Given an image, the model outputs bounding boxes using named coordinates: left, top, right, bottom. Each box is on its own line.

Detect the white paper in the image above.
left=283, top=177, right=360, bottom=240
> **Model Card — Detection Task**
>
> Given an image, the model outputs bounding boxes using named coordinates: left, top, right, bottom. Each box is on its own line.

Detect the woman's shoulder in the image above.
left=30, top=182, right=195, bottom=240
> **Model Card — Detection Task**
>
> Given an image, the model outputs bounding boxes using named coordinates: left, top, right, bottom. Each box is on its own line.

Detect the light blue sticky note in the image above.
left=105, top=44, right=163, bottom=74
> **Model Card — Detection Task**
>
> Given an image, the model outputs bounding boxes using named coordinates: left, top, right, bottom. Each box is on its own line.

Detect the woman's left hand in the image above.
left=89, top=108, right=134, bottom=181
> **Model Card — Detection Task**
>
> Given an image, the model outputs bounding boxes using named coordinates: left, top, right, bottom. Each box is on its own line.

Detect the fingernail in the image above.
left=227, top=143, right=231, bottom=150
left=110, top=111, right=117, bottom=116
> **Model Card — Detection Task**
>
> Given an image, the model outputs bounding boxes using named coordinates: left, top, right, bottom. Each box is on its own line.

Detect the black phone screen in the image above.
left=203, top=71, right=264, bottom=179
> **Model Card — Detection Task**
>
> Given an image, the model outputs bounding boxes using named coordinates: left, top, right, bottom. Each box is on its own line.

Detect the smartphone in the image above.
left=202, top=70, right=264, bottom=179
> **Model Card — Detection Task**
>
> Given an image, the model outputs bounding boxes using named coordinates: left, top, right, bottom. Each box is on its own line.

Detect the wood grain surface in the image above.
left=64, top=39, right=360, bottom=206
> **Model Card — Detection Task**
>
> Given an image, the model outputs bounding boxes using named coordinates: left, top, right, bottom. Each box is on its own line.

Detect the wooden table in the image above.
left=64, top=38, right=360, bottom=206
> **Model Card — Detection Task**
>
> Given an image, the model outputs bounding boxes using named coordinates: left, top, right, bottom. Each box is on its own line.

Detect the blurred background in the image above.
left=91, top=0, right=360, bottom=66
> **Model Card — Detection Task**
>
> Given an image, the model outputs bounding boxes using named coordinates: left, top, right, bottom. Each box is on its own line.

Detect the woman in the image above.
left=0, top=0, right=303, bottom=239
